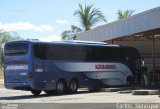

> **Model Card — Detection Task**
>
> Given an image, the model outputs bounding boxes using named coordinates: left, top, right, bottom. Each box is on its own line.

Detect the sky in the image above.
left=0, top=0, right=159, bottom=41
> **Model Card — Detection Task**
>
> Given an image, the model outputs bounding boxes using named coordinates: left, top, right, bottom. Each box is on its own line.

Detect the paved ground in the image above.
left=0, top=79, right=3, bottom=88
left=0, top=79, right=160, bottom=109
left=0, top=79, right=160, bottom=103
left=0, top=87, right=160, bottom=103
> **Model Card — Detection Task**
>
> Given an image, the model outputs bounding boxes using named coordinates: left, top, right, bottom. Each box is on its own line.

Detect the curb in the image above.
left=78, top=88, right=89, bottom=91
left=118, top=90, right=132, bottom=94
left=100, top=87, right=136, bottom=92
left=100, top=88, right=123, bottom=92
left=132, top=90, right=160, bottom=95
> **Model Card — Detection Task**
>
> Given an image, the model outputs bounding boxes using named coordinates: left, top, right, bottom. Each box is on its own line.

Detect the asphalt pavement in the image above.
left=0, top=80, right=160, bottom=109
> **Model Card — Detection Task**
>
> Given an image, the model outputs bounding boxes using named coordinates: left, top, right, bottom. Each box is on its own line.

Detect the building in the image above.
left=77, top=6, right=160, bottom=85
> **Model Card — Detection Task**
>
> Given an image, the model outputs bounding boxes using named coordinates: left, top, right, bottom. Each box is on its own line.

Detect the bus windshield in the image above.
left=5, top=43, right=28, bottom=56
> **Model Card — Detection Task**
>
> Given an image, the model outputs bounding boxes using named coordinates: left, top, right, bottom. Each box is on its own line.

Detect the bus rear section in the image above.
left=4, top=41, right=32, bottom=90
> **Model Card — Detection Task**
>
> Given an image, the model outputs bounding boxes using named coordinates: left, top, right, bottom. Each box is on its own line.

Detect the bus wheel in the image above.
left=55, top=80, right=66, bottom=94
left=67, top=79, right=79, bottom=93
left=31, top=90, right=42, bottom=96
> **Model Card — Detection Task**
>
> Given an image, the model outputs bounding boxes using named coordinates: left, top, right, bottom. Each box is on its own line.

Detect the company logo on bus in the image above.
left=6, top=65, right=28, bottom=71
left=95, top=64, right=116, bottom=70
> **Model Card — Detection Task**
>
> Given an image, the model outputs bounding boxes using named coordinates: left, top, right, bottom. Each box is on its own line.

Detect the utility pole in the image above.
left=152, top=34, right=155, bottom=85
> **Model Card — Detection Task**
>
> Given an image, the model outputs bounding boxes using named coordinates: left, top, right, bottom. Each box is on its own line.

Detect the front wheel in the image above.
left=67, top=79, right=79, bottom=93
left=31, top=90, right=42, bottom=96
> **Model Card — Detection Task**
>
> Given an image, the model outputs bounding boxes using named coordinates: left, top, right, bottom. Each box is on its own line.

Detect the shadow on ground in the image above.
left=0, top=90, right=97, bottom=100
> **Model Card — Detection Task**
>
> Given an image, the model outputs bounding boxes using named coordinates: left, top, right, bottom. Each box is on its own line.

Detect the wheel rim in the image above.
left=57, top=82, right=64, bottom=92
left=70, top=81, right=77, bottom=91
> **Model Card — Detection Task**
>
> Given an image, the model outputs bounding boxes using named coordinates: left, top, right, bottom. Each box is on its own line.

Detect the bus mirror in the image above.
left=141, top=58, right=145, bottom=67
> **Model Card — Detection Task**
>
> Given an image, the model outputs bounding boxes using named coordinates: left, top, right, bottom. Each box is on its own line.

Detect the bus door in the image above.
left=122, top=47, right=142, bottom=84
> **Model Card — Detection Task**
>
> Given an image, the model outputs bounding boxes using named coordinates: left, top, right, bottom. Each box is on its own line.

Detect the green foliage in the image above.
left=61, top=4, right=106, bottom=40
left=74, top=4, right=107, bottom=30
left=117, top=9, right=135, bottom=20
left=0, top=29, right=22, bottom=67
left=61, top=25, right=82, bottom=40
left=0, top=30, right=22, bottom=45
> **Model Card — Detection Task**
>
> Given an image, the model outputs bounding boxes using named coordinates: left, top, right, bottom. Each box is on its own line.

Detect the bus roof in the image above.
left=5, top=40, right=120, bottom=47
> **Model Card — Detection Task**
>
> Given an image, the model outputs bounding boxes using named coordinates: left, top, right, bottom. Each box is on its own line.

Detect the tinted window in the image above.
left=33, top=43, right=124, bottom=61
left=4, top=43, right=28, bottom=56
left=86, top=46, right=122, bottom=61
left=33, top=43, right=86, bottom=60
left=121, top=47, right=139, bottom=60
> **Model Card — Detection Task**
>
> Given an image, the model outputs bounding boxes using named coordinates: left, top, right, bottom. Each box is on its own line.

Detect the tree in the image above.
left=0, top=30, right=22, bottom=66
left=61, top=4, right=107, bottom=40
left=117, top=9, right=135, bottom=20
left=0, top=30, right=21, bottom=45
left=74, top=4, right=107, bottom=30
left=61, top=25, right=82, bottom=40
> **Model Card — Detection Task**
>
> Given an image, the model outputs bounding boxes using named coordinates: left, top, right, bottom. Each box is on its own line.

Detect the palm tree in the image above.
left=117, top=9, right=135, bottom=20
left=74, top=4, right=107, bottom=30
left=61, top=4, right=106, bottom=40
left=61, top=25, right=82, bottom=40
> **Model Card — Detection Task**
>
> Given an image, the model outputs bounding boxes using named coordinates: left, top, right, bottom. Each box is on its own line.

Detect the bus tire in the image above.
left=31, top=90, right=42, bottom=96
left=67, top=79, right=79, bottom=94
left=55, top=79, right=66, bottom=94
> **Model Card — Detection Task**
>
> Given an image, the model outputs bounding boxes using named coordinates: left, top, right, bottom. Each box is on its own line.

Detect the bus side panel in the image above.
left=32, top=60, right=134, bottom=90
left=32, top=59, right=107, bottom=90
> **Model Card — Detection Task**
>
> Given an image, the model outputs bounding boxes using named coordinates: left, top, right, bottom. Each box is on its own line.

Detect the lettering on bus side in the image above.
left=5, top=65, right=28, bottom=71
left=95, top=64, right=116, bottom=70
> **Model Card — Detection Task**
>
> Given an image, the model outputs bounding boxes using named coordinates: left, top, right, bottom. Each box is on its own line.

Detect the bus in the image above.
left=4, top=40, right=142, bottom=96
